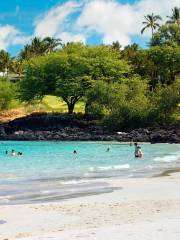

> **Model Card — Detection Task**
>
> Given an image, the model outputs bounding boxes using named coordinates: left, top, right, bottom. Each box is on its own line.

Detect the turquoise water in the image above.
left=0, top=141, right=180, bottom=204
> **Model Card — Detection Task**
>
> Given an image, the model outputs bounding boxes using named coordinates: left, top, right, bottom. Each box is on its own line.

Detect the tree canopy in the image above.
left=19, top=43, right=131, bottom=113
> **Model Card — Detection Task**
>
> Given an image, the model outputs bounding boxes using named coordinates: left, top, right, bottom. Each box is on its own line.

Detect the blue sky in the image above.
left=0, top=0, right=177, bottom=56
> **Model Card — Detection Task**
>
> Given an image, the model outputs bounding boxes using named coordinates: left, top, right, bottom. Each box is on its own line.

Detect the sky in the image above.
left=0, top=0, right=179, bottom=56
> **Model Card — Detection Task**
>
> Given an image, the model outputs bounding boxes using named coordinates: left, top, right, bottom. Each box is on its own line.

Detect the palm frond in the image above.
left=141, top=26, right=148, bottom=34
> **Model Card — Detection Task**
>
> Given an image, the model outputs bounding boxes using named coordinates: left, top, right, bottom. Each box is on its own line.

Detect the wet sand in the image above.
left=1, top=173, right=180, bottom=240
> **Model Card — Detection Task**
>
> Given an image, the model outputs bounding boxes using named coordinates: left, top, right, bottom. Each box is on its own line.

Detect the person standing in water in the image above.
left=134, top=143, right=138, bottom=157
left=134, top=143, right=143, bottom=158
left=137, top=146, right=143, bottom=158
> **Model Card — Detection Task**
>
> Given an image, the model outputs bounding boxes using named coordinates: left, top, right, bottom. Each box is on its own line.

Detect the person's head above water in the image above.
left=134, top=142, right=138, bottom=146
left=73, top=150, right=77, bottom=154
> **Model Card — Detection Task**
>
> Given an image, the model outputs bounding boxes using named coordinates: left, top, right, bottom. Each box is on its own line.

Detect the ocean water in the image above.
left=0, top=141, right=180, bottom=204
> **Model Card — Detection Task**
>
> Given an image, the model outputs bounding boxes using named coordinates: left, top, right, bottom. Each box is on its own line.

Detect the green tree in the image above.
left=10, top=59, right=24, bottom=77
left=141, top=13, right=162, bottom=39
left=43, top=37, right=62, bottom=53
left=151, top=23, right=180, bottom=46
left=150, top=79, right=180, bottom=123
left=19, top=44, right=34, bottom=61
left=19, top=43, right=131, bottom=114
left=19, top=37, right=62, bottom=61
left=85, top=45, right=130, bottom=83
left=86, top=77, right=151, bottom=130
left=0, top=77, right=15, bottom=110
left=147, top=45, right=180, bottom=85
left=111, top=41, right=122, bottom=52
left=30, top=37, right=46, bottom=56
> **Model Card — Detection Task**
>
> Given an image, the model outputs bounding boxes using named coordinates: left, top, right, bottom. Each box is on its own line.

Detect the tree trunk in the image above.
left=151, top=28, right=154, bottom=41
left=85, top=102, right=90, bottom=115
left=67, top=102, right=75, bottom=114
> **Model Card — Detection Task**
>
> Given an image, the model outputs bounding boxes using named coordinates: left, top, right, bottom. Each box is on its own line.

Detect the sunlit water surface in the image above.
left=0, top=141, right=179, bottom=204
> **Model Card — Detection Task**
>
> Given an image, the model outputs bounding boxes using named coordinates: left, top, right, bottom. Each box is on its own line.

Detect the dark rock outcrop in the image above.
left=0, top=113, right=179, bottom=143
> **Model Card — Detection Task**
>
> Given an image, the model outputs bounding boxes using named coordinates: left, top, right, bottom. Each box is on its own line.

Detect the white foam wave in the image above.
left=89, top=164, right=130, bottom=172
left=40, top=190, right=53, bottom=194
left=61, top=180, right=92, bottom=185
left=153, top=153, right=180, bottom=163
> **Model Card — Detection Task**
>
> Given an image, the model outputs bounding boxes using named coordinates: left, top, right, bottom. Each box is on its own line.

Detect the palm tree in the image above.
left=111, top=41, right=122, bottom=51
left=19, top=44, right=33, bottom=60
left=141, top=13, right=162, bottom=39
left=31, top=37, right=46, bottom=56
left=43, top=37, right=62, bottom=53
left=19, top=38, right=46, bottom=60
left=166, top=7, right=180, bottom=25
left=11, top=60, right=24, bottom=77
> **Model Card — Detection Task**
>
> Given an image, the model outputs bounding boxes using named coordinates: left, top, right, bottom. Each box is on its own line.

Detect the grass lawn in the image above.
left=0, top=95, right=85, bottom=123
left=42, top=95, right=85, bottom=113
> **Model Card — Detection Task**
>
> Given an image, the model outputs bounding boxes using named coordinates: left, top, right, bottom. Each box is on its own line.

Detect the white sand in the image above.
left=1, top=173, right=180, bottom=240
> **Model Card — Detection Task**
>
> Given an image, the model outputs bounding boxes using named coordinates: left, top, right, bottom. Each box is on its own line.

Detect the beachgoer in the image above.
left=17, top=152, right=23, bottom=156
left=106, top=147, right=110, bottom=152
left=134, top=143, right=139, bottom=157
left=5, top=150, right=8, bottom=155
left=11, top=149, right=15, bottom=156
left=130, top=140, right=133, bottom=146
left=137, top=146, right=143, bottom=158
left=134, top=143, right=143, bottom=158
left=73, top=150, right=77, bottom=154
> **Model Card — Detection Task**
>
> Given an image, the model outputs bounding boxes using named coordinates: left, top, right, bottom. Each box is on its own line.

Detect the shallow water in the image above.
left=0, top=141, right=179, bottom=204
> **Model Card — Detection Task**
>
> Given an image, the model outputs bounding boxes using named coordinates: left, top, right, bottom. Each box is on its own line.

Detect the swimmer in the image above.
left=5, top=150, right=8, bottom=155
left=17, top=152, right=23, bottom=156
left=73, top=150, right=77, bottom=154
left=106, top=147, right=110, bottom=152
left=11, top=149, right=15, bottom=156
left=130, top=140, right=133, bottom=146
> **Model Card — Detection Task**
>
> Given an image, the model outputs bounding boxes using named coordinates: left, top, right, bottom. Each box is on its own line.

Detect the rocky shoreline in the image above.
left=0, top=113, right=179, bottom=143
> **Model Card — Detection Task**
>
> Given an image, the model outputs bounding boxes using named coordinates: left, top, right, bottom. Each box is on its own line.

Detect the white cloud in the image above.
left=0, top=25, right=30, bottom=50
left=12, top=35, right=31, bottom=45
left=76, top=0, right=179, bottom=46
left=57, top=32, right=86, bottom=44
left=34, top=1, right=81, bottom=38
left=1, top=0, right=179, bottom=52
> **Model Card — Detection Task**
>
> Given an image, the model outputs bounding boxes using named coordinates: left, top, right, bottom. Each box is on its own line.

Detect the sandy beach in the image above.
left=0, top=172, right=180, bottom=240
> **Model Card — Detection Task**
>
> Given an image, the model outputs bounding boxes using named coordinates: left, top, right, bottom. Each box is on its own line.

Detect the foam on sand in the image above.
left=89, top=164, right=130, bottom=172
